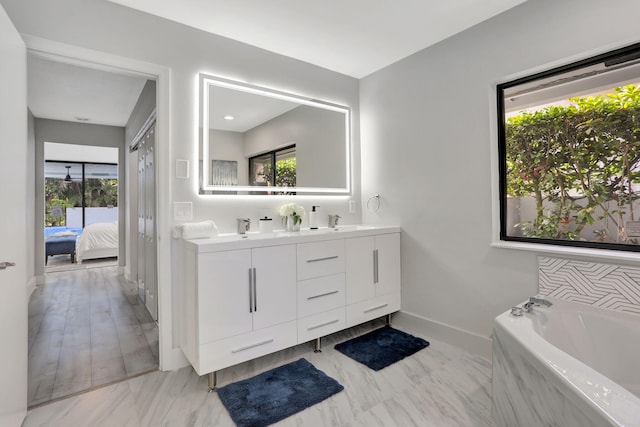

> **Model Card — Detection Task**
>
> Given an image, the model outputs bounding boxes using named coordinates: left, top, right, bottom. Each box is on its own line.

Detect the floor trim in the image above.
left=393, top=310, right=493, bottom=360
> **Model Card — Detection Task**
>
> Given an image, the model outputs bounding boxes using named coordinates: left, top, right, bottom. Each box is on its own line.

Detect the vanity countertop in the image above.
left=180, top=224, right=401, bottom=253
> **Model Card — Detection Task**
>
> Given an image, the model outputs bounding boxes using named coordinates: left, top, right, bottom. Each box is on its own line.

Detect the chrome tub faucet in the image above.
left=511, top=297, right=552, bottom=316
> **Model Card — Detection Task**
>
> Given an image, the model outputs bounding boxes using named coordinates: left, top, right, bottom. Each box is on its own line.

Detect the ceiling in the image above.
left=209, top=85, right=298, bottom=133
left=28, top=55, right=148, bottom=127
left=107, top=0, right=527, bottom=78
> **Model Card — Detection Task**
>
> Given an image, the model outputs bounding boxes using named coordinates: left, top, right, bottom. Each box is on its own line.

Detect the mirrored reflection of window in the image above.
left=498, top=43, right=640, bottom=252
left=249, top=145, right=296, bottom=192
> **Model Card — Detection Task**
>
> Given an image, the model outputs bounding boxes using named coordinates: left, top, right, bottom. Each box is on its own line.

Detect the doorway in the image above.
left=27, top=53, right=160, bottom=406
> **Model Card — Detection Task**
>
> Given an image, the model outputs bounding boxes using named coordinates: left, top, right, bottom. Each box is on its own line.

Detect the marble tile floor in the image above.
left=23, top=319, right=494, bottom=426
left=28, top=266, right=159, bottom=407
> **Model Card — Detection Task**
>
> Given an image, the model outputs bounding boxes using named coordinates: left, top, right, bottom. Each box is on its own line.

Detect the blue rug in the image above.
left=217, top=358, right=343, bottom=427
left=334, top=326, right=430, bottom=371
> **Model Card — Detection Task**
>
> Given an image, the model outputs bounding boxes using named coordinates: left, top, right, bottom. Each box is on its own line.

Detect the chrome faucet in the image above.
left=522, top=297, right=552, bottom=312
left=236, top=218, right=250, bottom=234
left=328, top=214, right=341, bottom=228
left=511, top=297, right=552, bottom=316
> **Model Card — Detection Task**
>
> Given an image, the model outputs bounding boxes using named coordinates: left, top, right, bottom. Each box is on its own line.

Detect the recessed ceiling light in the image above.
left=74, top=116, right=90, bottom=122
left=223, top=115, right=235, bottom=121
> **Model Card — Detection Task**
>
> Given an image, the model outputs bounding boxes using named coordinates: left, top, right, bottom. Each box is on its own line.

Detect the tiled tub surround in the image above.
left=538, top=256, right=640, bottom=315
left=492, top=299, right=640, bottom=427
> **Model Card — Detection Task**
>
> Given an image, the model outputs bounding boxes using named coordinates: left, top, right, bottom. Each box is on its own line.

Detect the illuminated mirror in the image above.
left=199, top=73, right=350, bottom=194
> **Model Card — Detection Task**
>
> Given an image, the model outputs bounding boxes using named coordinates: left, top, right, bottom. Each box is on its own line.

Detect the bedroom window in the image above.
left=44, top=161, right=118, bottom=231
left=498, top=42, right=640, bottom=252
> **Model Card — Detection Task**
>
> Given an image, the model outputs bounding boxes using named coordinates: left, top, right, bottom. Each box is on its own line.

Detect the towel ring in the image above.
left=367, top=194, right=380, bottom=212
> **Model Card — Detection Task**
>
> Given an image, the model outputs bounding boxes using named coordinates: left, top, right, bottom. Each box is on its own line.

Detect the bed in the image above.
left=76, top=222, right=119, bottom=263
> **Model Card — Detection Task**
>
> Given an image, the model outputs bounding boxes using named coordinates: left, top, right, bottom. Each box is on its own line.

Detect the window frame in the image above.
left=497, top=42, right=640, bottom=253
left=248, top=144, right=296, bottom=188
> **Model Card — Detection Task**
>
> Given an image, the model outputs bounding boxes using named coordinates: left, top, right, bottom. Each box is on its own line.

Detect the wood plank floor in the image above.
left=28, top=266, right=159, bottom=407
left=23, top=319, right=494, bottom=426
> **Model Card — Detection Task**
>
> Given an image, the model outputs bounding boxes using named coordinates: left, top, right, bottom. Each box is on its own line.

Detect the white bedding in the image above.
left=76, top=222, right=118, bottom=263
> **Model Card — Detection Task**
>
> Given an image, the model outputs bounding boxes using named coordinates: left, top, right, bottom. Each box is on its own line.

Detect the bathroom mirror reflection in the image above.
left=199, top=73, right=350, bottom=195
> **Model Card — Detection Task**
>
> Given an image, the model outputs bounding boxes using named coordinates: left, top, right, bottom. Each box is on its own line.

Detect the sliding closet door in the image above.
left=137, top=145, right=146, bottom=303
left=144, top=126, right=158, bottom=320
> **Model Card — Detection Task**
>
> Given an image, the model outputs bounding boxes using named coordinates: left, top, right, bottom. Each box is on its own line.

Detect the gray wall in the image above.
left=360, top=0, right=640, bottom=339
left=125, top=79, right=156, bottom=146
left=243, top=105, right=346, bottom=188
left=208, top=129, right=247, bottom=186
left=35, top=118, right=125, bottom=277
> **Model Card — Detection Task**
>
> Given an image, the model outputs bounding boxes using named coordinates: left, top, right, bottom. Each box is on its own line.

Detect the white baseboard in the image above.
left=36, top=275, right=45, bottom=286
left=26, top=276, right=37, bottom=297
left=164, top=347, right=189, bottom=371
left=393, top=310, right=492, bottom=361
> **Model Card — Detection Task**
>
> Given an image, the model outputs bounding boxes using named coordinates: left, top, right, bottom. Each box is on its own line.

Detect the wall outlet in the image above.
left=349, top=200, right=356, bottom=214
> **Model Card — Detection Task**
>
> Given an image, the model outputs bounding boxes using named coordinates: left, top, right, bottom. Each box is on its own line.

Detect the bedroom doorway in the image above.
left=28, top=54, right=160, bottom=407
left=44, top=152, right=119, bottom=273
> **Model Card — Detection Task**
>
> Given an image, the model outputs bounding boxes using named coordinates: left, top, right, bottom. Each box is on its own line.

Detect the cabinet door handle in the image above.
left=248, top=268, right=253, bottom=313
left=373, top=249, right=379, bottom=284
left=253, top=267, right=257, bottom=312
left=307, top=290, right=339, bottom=300
left=364, top=303, right=388, bottom=314
left=306, top=255, right=338, bottom=263
left=231, top=338, right=274, bottom=353
left=307, top=319, right=339, bottom=331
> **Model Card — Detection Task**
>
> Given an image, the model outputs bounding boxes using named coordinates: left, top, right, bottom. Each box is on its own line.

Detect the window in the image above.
left=498, top=43, right=640, bottom=252
left=44, top=161, right=118, bottom=229
left=249, top=145, right=296, bottom=193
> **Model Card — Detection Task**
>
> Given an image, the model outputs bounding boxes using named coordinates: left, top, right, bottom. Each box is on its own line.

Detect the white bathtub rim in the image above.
left=494, top=302, right=640, bottom=427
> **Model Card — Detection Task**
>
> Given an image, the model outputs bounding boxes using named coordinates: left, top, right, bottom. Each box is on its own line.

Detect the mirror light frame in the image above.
left=199, top=73, right=351, bottom=194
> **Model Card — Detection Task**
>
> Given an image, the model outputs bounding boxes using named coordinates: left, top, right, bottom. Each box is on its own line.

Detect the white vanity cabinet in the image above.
left=178, top=226, right=401, bottom=382
left=179, top=243, right=297, bottom=376
left=345, top=233, right=401, bottom=327
left=296, top=240, right=347, bottom=343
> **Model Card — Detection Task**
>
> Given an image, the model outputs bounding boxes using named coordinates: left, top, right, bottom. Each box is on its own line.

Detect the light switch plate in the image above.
left=173, top=202, right=193, bottom=220
left=175, top=159, right=189, bottom=179
left=349, top=200, right=357, bottom=213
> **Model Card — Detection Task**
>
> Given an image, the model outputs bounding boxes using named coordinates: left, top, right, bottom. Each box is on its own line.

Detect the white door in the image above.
left=0, top=5, right=28, bottom=426
left=375, top=233, right=401, bottom=296
left=251, top=245, right=297, bottom=330
left=345, top=236, right=375, bottom=304
left=198, top=249, right=253, bottom=343
left=144, top=129, right=157, bottom=320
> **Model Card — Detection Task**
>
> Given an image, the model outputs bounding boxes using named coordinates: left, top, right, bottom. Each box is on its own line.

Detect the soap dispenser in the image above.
left=309, top=206, right=320, bottom=229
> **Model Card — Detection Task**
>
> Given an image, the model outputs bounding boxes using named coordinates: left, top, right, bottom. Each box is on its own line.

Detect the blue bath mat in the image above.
left=334, top=326, right=429, bottom=371
left=217, top=358, right=343, bottom=427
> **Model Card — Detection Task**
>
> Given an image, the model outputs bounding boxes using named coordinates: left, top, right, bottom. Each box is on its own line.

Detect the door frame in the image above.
left=25, top=35, right=178, bottom=370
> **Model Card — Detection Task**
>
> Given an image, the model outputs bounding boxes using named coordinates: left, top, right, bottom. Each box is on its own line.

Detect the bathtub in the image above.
left=491, top=298, right=640, bottom=427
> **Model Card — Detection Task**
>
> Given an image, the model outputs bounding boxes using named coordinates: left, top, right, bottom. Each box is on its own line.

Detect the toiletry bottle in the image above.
left=309, top=206, right=319, bottom=229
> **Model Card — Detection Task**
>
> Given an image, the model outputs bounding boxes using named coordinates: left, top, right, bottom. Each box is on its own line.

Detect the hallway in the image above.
left=28, top=266, right=158, bottom=406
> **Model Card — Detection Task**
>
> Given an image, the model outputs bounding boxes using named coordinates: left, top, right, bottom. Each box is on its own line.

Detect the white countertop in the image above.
left=180, top=225, right=401, bottom=253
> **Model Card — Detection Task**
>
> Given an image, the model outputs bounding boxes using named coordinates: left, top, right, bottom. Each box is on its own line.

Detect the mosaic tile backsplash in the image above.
left=538, top=256, right=640, bottom=315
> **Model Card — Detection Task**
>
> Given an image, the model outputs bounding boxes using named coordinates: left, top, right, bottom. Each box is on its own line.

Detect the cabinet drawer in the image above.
left=297, top=307, right=346, bottom=343
left=346, top=292, right=400, bottom=328
left=297, top=240, right=345, bottom=280
left=195, top=321, right=297, bottom=375
left=297, top=273, right=345, bottom=318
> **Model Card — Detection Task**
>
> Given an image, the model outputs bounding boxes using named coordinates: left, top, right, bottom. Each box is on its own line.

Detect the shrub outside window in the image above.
left=498, top=43, right=640, bottom=252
